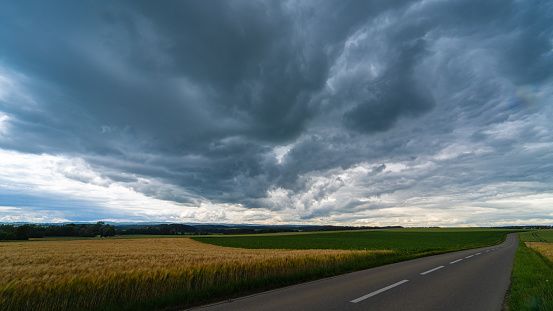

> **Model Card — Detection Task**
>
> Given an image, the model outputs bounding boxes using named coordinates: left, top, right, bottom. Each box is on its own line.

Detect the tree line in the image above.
left=0, top=222, right=200, bottom=240
left=0, top=222, right=115, bottom=240
left=1, top=222, right=403, bottom=241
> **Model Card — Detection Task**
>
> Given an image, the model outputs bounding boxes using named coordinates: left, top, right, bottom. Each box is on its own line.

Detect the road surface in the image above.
left=188, top=233, right=518, bottom=311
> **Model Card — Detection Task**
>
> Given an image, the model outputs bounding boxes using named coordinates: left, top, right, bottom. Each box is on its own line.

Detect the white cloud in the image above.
left=273, top=145, right=293, bottom=164
left=0, top=205, right=71, bottom=223
left=0, top=67, right=17, bottom=101
left=0, top=65, right=38, bottom=109
left=0, top=149, right=203, bottom=222
left=0, top=112, right=9, bottom=135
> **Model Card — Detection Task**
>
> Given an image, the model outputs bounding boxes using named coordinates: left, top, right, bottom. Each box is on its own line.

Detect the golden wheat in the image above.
left=526, top=242, right=553, bottom=262
left=0, top=237, right=391, bottom=310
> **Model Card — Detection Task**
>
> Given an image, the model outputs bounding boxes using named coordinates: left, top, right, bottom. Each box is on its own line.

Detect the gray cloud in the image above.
left=343, top=37, right=436, bottom=133
left=0, top=0, right=552, bottom=225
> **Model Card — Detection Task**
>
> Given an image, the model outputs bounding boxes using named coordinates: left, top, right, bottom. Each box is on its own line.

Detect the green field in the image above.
left=519, top=229, right=553, bottom=243
left=192, top=229, right=516, bottom=254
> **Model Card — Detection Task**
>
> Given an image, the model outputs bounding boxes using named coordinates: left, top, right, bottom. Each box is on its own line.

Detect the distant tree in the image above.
left=93, top=222, right=105, bottom=236
left=14, top=225, right=31, bottom=240
left=101, top=224, right=115, bottom=237
left=28, top=225, right=46, bottom=238
left=45, top=224, right=78, bottom=237
left=84, top=225, right=95, bottom=237
left=158, top=224, right=176, bottom=235
left=0, top=225, right=15, bottom=234
left=44, top=225, right=58, bottom=236
left=169, top=224, right=197, bottom=234
left=60, top=224, right=78, bottom=236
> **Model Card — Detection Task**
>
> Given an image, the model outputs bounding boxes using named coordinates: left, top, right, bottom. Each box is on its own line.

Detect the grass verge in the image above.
left=509, top=232, right=553, bottom=310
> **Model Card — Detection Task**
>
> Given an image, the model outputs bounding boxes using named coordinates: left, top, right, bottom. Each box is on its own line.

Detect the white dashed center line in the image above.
left=420, top=266, right=444, bottom=275
left=350, top=280, right=409, bottom=303
left=350, top=243, right=502, bottom=304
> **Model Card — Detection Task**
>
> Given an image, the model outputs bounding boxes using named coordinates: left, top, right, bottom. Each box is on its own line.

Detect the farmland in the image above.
left=0, top=237, right=390, bottom=310
left=520, top=229, right=553, bottom=243
left=526, top=242, right=553, bottom=262
left=525, top=229, right=553, bottom=264
left=1, top=228, right=516, bottom=310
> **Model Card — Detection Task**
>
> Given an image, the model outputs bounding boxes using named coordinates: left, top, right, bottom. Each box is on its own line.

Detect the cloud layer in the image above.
left=0, top=0, right=552, bottom=226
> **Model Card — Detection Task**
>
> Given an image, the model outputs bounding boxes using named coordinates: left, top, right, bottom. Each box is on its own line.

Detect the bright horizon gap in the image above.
left=0, top=1, right=551, bottom=226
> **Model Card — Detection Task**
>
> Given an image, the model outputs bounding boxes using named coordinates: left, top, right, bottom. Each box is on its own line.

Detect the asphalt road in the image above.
left=188, top=233, right=519, bottom=311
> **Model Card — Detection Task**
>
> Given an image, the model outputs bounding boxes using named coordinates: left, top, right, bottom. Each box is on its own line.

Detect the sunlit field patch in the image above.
left=0, top=237, right=391, bottom=311
left=526, top=242, right=553, bottom=262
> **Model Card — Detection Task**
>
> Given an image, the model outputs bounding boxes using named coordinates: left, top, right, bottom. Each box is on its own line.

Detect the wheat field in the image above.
left=526, top=242, right=553, bottom=262
left=0, top=237, right=391, bottom=310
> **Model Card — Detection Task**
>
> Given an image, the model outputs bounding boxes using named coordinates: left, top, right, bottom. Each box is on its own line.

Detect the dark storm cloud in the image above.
left=415, top=0, right=553, bottom=85
left=0, top=0, right=552, bottom=223
left=343, top=37, right=435, bottom=133
left=0, top=0, right=391, bottom=196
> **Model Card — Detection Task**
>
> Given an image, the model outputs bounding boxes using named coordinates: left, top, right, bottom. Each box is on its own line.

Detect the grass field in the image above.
left=509, top=230, right=553, bottom=311
left=1, top=228, right=515, bottom=311
left=519, top=229, right=553, bottom=243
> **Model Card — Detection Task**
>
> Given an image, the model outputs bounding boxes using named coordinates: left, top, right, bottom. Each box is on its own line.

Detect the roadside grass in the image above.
left=509, top=231, right=553, bottom=311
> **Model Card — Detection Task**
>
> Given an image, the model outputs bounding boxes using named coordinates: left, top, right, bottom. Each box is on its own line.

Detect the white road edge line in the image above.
left=475, top=253, right=482, bottom=255
left=450, top=259, right=463, bottom=264
left=466, top=255, right=474, bottom=258
left=421, top=266, right=445, bottom=275
left=350, top=280, right=409, bottom=303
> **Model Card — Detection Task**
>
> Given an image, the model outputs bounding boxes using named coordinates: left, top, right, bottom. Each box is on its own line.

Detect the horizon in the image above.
left=1, top=1, right=552, bottom=227
left=1, top=221, right=549, bottom=229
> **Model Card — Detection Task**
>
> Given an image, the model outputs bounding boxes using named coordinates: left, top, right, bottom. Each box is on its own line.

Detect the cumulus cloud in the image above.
left=0, top=0, right=551, bottom=226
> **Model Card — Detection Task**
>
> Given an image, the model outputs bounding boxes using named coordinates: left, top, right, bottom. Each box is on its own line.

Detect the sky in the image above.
left=0, top=0, right=552, bottom=227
